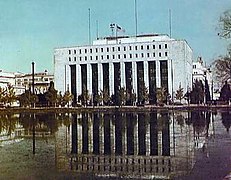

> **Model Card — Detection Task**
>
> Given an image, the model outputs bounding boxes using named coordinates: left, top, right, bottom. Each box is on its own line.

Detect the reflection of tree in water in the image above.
left=191, top=111, right=211, bottom=137
left=19, top=113, right=60, bottom=134
left=175, top=111, right=185, bottom=133
left=0, top=113, right=18, bottom=135
left=221, top=111, right=231, bottom=132
left=126, top=112, right=137, bottom=155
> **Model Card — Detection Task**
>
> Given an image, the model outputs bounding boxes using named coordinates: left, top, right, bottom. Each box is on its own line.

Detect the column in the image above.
left=109, top=62, right=114, bottom=95
left=98, top=63, right=103, bottom=92
left=76, top=64, right=82, bottom=96
left=156, top=60, right=161, bottom=88
left=120, top=62, right=126, bottom=88
left=87, top=63, right=92, bottom=94
left=143, top=61, right=149, bottom=90
left=132, top=62, right=138, bottom=100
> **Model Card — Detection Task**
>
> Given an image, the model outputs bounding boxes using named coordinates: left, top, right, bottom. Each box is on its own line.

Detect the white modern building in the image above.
left=54, top=34, right=193, bottom=104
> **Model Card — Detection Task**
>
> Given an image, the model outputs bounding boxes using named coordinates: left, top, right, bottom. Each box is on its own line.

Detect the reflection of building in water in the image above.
left=55, top=111, right=198, bottom=179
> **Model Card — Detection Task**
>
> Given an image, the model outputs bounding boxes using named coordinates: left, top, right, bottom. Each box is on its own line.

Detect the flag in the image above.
left=116, top=24, right=125, bottom=32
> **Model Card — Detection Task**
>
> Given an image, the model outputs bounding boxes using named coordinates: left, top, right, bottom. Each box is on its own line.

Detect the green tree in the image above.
left=102, top=88, right=110, bottom=105
left=190, top=79, right=204, bottom=104
left=4, top=84, right=17, bottom=106
left=118, top=87, right=126, bottom=107
left=18, top=90, right=38, bottom=107
left=45, top=81, right=58, bottom=107
left=63, top=91, right=74, bottom=107
left=218, top=9, right=231, bottom=39
left=175, top=85, right=184, bottom=103
left=156, top=87, right=167, bottom=106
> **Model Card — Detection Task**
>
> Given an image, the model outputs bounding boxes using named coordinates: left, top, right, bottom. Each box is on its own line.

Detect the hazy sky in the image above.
left=0, top=0, right=230, bottom=73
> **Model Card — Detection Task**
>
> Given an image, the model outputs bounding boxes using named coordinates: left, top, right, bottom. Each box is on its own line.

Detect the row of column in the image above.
left=70, top=112, right=171, bottom=156
left=66, top=60, right=172, bottom=97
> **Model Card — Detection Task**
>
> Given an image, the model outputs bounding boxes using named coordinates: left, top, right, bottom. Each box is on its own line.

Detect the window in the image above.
left=135, top=46, right=138, bottom=50
left=124, top=54, right=126, bottom=59
left=130, top=54, right=132, bottom=58
left=101, top=55, right=103, bottom=60
left=85, top=56, right=87, bottom=61
left=112, top=47, right=115, bottom=52
left=90, top=49, right=92, bottom=53
left=80, top=57, right=82, bottom=61
left=74, top=57, right=76, bottom=61
left=141, top=53, right=144, bottom=58
left=159, top=52, right=161, bottom=57
left=147, top=53, right=150, bottom=58
left=165, top=44, right=168, bottom=49
left=165, top=52, right=168, bottom=56
left=147, top=45, right=149, bottom=50
left=101, top=48, right=103, bottom=52
left=96, top=56, right=98, bottom=60
left=153, top=53, right=155, bottom=57
left=153, top=45, right=155, bottom=49
left=69, top=57, right=71, bottom=61
left=141, top=45, right=143, bottom=50
left=118, top=47, right=120, bottom=51
left=74, top=50, right=76, bottom=54
left=112, top=55, right=115, bottom=59
left=118, top=54, right=121, bottom=59
left=107, top=47, right=109, bottom=52
left=69, top=50, right=71, bottom=54
left=85, top=49, right=87, bottom=53
left=159, top=44, right=161, bottom=49
left=79, top=49, right=82, bottom=54
left=107, top=55, right=109, bottom=59
left=136, top=54, right=138, bottom=58
left=124, top=46, right=126, bottom=51
left=129, top=46, right=132, bottom=50
left=90, top=56, right=92, bottom=60
left=95, top=48, right=98, bottom=53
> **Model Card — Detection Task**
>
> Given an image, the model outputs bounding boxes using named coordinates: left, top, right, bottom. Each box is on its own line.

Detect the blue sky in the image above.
left=0, top=0, right=230, bottom=73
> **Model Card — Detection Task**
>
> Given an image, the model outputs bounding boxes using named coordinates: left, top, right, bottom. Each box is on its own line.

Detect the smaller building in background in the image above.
left=192, top=57, right=213, bottom=100
left=0, top=70, right=20, bottom=88
left=15, top=70, right=54, bottom=95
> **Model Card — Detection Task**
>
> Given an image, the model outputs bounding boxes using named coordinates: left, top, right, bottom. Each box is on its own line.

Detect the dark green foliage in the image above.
left=220, top=81, right=231, bottom=102
left=190, top=80, right=204, bottom=104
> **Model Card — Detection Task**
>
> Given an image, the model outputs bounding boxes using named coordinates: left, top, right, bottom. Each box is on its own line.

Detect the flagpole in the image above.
left=88, top=8, right=91, bottom=44
left=135, top=0, right=138, bottom=36
left=169, top=9, right=172, bottom=38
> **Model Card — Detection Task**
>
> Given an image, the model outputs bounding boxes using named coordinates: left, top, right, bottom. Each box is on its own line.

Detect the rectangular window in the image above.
left=124, top=46, right=126, bottom=51
left=80, top=57, right=82, bottom=61
left=69, top=57, right=71, bottom=61
left=85, top=56, right=87, bottom=61
left=113, top=55, right=115, bottom=59
left=141, top=53, right=144, bottom=58
left=85, top=49, right=87, bottom=53
left=90, top=49, right=92, bottom=53
left=107, top=47, right=109, bottom=52
left=79, top=49, right=82, bottom=54
left=141, top=45, right=143, bottom=50
left=153, top=45, right=155, bottom=49
left=107, top=55, right=109, bottom=59
left=124, top=54, right=126, bottom=59
left=159, top=44, right=161, bottom=49
left=129, top=46, right=132, bottom=50
left=118, top=47, right=120, bottom=51
left=153, top=53, right=155, bottom=57
left=147, top=45, right=149, bottom=50
left=159, top=52, right=161, bottom=57
left=118, top=54, right=121, bottom=59
left=130, top=54, right=132, bottom=58
left=74, top=50, right=76, bottom=54
left=165, top=52, right=168, bottom=56
left=74, top=57, right=76, bottom=61
left=112, top=47, right=115, bottom=52
left=101, top=48, right=103, bottom=52
left=165, top=44, right=167, bottom=49
left=69, top=50, right=71, bottom=54
left=136, top=54, right=138, bottom=58
left=135, top=46, right=138, bottom=50
left=96, top=56, right=98, bottom=60
left=101, top=55, right=103, bottom=60
left=90, top=56, right=92, bottom=60
left=147, top=53, right=150, bottom=58
left=95, top=48, right=98, bottom=53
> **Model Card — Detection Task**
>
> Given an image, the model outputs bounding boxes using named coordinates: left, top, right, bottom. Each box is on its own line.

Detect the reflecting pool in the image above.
left=0, top=110, right=230, bottom=179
